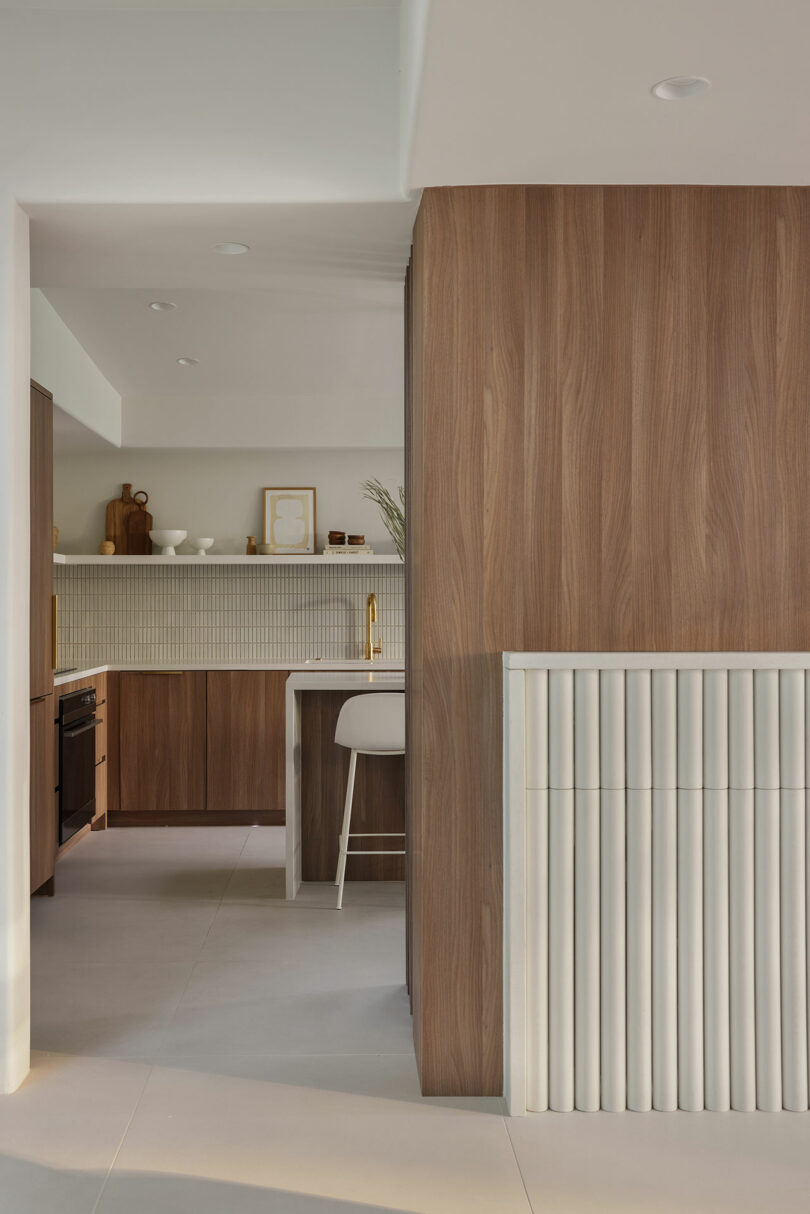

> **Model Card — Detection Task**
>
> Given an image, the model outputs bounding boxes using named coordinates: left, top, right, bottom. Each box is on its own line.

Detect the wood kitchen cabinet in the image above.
left=118, top=672, right=206, bottom=815
left=29, top=382, right=54, bottom=700
left=30, top=380, right=55, bottom=894
left=206, top=671, right=286, bottom=816
left=29, top=697, right=55, bottom=895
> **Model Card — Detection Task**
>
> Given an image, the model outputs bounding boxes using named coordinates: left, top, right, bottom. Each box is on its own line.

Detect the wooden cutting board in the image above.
left=105, top=485, right=152, bottom=555
left=126, top=492, right=153, bottom=555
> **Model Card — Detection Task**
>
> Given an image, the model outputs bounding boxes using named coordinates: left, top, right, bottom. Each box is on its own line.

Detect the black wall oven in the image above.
left=58, top=686, right=102, bottom=844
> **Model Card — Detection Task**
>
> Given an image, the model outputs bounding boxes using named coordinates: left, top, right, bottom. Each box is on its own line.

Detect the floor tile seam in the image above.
left=160, top=833, right=257, bottom=1027
left=503, top=1116, right=536, bottom=1213
left=205, top=828, right=255, bottom=915
left=88, top=1063, right=154, bottom=1214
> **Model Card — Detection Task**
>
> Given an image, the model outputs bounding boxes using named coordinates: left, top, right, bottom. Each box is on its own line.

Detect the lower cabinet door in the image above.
left=206, top=671, right=286, bottom=816
left=30, top=695, right=56, bottom=893
left=119, top=672, right=206, bottom=813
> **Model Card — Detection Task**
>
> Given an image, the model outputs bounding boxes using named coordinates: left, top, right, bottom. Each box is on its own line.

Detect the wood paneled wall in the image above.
left=407, top=186, right=810, bottom=1096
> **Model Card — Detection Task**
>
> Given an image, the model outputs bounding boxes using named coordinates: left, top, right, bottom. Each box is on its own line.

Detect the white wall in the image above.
left=0, top=199, right=31, bottom=1095
left=400, top=0, right=432, bottom=194
left=54, top=447, right=404, bottom=556
left=30, top=289, right=122, bottom=446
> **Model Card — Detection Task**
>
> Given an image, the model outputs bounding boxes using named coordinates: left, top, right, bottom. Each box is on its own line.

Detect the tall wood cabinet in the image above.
left=29, top=381, right=55, bottom=895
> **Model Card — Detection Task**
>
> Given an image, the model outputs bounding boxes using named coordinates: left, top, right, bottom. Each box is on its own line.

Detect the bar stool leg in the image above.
left=335, top=749, right=358, bottom=909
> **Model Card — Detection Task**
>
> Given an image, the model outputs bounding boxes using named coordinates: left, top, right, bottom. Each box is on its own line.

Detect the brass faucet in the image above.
left=365, top=592, right=382, bottom=661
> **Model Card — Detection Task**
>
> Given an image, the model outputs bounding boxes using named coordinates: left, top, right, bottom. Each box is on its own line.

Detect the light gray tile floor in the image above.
left=3, top=826, right=808, bottom=1212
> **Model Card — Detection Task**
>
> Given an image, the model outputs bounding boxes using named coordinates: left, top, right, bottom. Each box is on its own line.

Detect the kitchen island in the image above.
left=285, top=669, right=405, bottom=899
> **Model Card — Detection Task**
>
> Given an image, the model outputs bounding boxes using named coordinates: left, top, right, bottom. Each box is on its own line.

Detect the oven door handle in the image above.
left=63, top=718, right=104, bottom=739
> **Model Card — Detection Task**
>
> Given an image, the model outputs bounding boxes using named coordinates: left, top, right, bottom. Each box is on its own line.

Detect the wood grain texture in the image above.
left=206, top=671, right=286, bottom=816
left=106, top=672, right=120, bottom=813
left=404, top=259, right=413, bottom=1007
left=29, top=696, right=55, bottom=894
left=406, top=228, right=425, bottom=1063
left=105, top=485, right=147, bottom=555
left=407, top=185, right=810, bottom=1097
left=118, top=672, right=206, bottom=813
left=109, top=811, right=282, bottom=827
left=301, top=690, right=405, bottom=882
left=29, top=383, right=53, bottom=700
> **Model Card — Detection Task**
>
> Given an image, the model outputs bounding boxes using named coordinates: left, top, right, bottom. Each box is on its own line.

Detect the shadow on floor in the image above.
left=0, top=1155, right=406, bottom=1214
left=51, top=866, right=287, bottom=902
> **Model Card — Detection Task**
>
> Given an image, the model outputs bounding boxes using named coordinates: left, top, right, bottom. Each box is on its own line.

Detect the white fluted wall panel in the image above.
left=506, top=654, right=810, bottom=1115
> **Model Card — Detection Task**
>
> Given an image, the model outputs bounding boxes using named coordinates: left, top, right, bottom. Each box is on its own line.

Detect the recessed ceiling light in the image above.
left=176, top=357, right=199, bottom=367
left=651, top=76, right=711, bottom=101
left=212, top=242, right=250, bottom=255
left=149, top=300, right=176, bottom=311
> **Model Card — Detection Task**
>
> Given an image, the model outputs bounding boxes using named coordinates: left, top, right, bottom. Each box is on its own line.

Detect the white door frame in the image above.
left=0, top=196, right=32, bottom=1094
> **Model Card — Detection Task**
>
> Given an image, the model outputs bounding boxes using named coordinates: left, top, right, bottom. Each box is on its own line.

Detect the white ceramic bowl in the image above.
left=149, top=529, right=187, bottom=556
left=189, top=537, right=214, bottom=556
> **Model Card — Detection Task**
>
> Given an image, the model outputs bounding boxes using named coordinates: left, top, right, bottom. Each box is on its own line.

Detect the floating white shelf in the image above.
left=53, top=553, right=402, bottom=566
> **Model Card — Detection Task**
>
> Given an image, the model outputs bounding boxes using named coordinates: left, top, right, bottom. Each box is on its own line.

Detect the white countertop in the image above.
left=286, top=670, right=405, bottom=691
left=54, top=661, right=405, bottom=687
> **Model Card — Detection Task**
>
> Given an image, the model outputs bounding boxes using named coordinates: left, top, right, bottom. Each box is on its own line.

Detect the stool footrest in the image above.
left=344, top=849, right=406, bottom=856
left=347, top=831, right=405, bottom=837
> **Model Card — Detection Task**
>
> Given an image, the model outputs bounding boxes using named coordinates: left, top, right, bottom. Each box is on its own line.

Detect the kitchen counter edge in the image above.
left=54, top=662, right=405, bottom=687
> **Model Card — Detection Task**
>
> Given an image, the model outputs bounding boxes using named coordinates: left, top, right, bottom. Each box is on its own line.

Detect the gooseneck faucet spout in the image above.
left=365, top=592, right=382, bottom=662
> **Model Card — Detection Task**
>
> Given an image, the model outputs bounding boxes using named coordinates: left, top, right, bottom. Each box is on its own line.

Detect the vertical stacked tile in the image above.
left=54, top=563, right=405, bottom=668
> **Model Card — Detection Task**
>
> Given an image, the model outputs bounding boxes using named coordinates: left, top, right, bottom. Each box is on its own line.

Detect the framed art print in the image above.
left=263, top=487, right=316, bottom=554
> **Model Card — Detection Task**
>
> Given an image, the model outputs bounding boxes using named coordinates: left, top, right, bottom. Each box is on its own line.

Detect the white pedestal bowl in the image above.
left=149, top=529, right=187, bottom=556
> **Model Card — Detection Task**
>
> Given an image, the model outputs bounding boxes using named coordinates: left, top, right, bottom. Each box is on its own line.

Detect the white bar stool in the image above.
left=334, top=692, right=405, bottom=910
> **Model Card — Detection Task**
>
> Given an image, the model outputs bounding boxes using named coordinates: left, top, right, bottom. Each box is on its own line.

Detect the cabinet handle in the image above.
left=51, top=595, right=58, bottom=671
left=134, top=671, right=184, bottom=676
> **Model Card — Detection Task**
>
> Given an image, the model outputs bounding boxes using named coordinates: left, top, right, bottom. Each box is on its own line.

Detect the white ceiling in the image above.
left=29, top=202, right=416, bottom=289
left=6, top=1, right=415, bottom=451
left=18, top=0, right=810, bottom=453
left=32, top=199, right=415, bottom=449
left=0, top=7, right=400, bottom=204
left=43, top=284, right=404, bottom=448
left=3, top=2, right=393, bottom=9
left=409, top=0, right=810, bottom=187
left=43, top=286, right=403, bottom=396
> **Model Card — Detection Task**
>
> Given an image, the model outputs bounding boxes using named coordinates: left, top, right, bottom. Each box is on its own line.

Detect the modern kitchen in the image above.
left=29, top=211, right=415, bottom=903
left=24, top=202, right=416, bottom=1098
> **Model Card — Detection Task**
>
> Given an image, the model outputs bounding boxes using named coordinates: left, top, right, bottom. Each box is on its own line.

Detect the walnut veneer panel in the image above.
left=301, top=690, right=405, bottom=883
left=206, top=671, right=286, bottom=817
left=29, top=696, right=55, bottom=894
left=29, top=383, right=53, bottom=700
left=407, top=185, right=810, bottom=1097
left=119, top=672, right=206, bottom=813
left=106, top=672, right=120, bottom=813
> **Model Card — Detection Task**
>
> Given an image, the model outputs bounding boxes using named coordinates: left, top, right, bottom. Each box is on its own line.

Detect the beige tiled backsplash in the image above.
left=54, top=563, right=405, bottom=668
